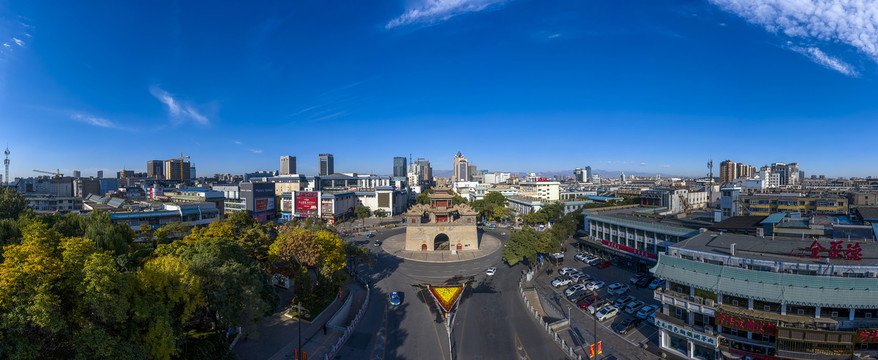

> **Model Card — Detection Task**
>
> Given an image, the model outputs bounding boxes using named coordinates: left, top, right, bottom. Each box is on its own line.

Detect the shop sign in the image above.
left=654, top=317, right=716, bottom=346
left=715, top=312, right=776, bottom=335
left=857, top=329, right=878, bottom=343
left=808, top=240, right=862, bottom=261
left=601, top=240, right=658, bottom=260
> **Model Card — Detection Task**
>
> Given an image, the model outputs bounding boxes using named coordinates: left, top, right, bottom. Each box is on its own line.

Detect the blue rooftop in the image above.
left=760, top=213, right=787, bottom=225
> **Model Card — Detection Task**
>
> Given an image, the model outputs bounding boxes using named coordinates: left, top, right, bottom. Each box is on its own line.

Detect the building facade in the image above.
left=163, top=160, right=191, bottom=181
left=453, top=152, right=469, bottom=182
left=240, top=181, right=276, bottom=222
left=404, top=187, right=478, bottom=251
left=739, top=194, right=849, bottom=216
left=519, top=181, right=560, bottom=201
left=653, top=231, right=878, bottom=360
left=393, top=156, right=407, bottom=178
left=147, top=160, right=164, bottom=178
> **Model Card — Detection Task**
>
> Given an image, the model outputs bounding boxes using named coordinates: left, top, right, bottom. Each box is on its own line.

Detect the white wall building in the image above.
left=519, top=181, right=560, bottom=201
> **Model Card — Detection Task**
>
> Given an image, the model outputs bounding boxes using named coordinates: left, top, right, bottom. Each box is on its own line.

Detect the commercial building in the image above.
left=240, top=181, right=276, bottom=222
left=453, top=151, right=469, bottom=182
left=652, top=231, right=878, bottom=360
left=147, top=160, right=164, bottom=178
left=280, top=155, right=296, bottom=175
left=23, top=194, right=82, bottom=213
left=411, top=158, right=433, bottom=186
left=574, top=168, right=585, bottom=182
left=393, top=156, right=407, bottom=178
left=739, top=194, right=848, bottom=216
left=641, top=188, right=709, bottom=214
left=108, top=202, right=220, bottom=230
left=280, top=190, right=354, bottom=223
left=318, top=153, right=334, bottom=176
left=585, top=166, right=593, bottom=182
left=72, top=170, right=81, bottom=178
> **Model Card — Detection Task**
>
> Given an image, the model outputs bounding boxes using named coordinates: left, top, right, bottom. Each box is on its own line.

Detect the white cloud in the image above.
left=710, top=0, right=878, bottom=74
left=639, top=162, right=648, bottom=166
left=12, top=38, right=23, bottom=47
left=793, top=46, right=859, bottom=76
left=233, top=140, right=242, bottom=145
left=150, top=86, right=210, bottom=125
left=249, top=149, right=263, bottom=154
left=70, top=112, right=117, bottom=129
left=548, top=33, right=560, bottom=39
left=2, top=43, right=9, bottom=49
left=386, top=0, right=508, bottom=29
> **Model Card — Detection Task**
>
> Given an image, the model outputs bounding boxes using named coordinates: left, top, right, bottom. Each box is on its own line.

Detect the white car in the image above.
left=607, top=283, right=630, bottom=295
left=596, top=305, right=620, bottom=322
left=564, top=284, right=586, bottom=297
left=552, top=277, right=572, bottom=287
left=624, top=300, right=646, bottom=314
left=559, top=267, right=576, bottom=275
left=637, top=305, right=659, bottom=319
left=615, top=295, right=637, bottom=308
left=575, top=253, right=589, bottom=262
left=586, top=281, right=605, bottom=291
left=571, top=273, right=592, bottom=283
left=486, top=267, right=496, bottom=276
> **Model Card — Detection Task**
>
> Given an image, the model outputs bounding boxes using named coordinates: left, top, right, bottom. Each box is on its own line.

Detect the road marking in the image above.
left=418, top=289, right=448, bottom=360
left=513, top=332, right=531, bottom=360
left=455, top=287, right=471, bottom=352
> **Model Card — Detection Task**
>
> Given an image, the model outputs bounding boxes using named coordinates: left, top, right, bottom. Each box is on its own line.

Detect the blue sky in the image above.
left=2, top=0, right=877, bottom=179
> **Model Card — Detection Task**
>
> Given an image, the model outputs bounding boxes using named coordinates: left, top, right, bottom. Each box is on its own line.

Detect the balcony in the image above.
left=654, top=288, right=715, bottom=316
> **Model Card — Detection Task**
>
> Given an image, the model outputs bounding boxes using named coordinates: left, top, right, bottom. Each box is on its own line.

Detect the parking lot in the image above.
left=531, top=245, right=662, bottom=359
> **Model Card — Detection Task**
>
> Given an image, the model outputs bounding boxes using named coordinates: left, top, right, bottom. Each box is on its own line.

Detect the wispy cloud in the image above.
left=12, top=38, right=24, bottom=47
left=709, top=0, right=878, bottom=76
left=792, top=46, right=859, bottom=76
left=639, top=162, right=648, bottom=166
left=70, top=111, right=118, bottom=129
left=547, top=33, right=560, bottom=39
left=249, top=149, right=263, bottom=154
left=149, top=86, right=209, bottom=126
left=233, top=140, right=242, bottom=145
left=310, top=111, right=348, bottom=122
left=386, top=0, right=509, bottom=29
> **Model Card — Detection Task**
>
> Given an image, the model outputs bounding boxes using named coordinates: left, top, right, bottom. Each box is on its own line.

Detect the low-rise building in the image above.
left=519, top=181, right=560, bottom=201
left=23, top=194, right=83, bottom=213
left=740, top=194, right=849, bottom=216
left=109, top=202, right=220, bottom=230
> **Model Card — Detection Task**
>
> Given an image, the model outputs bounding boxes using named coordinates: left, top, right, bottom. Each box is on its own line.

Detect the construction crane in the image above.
left=33, top=169, right=63, bottom=197
left=167, top=152, right=190, bottom=183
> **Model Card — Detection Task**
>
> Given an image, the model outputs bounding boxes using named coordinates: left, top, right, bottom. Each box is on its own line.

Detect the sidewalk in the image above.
left=234, top=278, right=368, bottom=360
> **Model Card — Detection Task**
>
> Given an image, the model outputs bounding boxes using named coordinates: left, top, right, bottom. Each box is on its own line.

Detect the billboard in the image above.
left=296, top=192, right=319, bottom=215
left=255, top=198, right=275, bottom=212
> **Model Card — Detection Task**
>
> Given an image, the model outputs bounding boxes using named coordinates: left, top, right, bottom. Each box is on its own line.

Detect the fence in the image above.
left=519, top=268, right=584, bottom=360
left=323, top=274, right=371, bottom=360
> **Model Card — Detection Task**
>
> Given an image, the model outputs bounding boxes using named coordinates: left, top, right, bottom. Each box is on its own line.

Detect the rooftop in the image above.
left=672, top=231, right=878, bottom=266
left=709, top=216, right=767, bottom=230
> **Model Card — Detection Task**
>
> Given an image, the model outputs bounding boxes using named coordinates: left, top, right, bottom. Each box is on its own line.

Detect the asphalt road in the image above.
left=336, top=226, right=568, bottom=360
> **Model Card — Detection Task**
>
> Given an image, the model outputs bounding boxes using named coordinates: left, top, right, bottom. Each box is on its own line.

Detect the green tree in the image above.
left=415, top=188, right=434, bottom=205
left=355, top=204, right=371, bottom=228
left=0, top=186, right=28, bottom=220
left=484, top=191, right=507, bottom=206
left=153, top=222, right=192, bottom=244
left=84, top=211, right=135, bottom=256
left=501, top=226, right=540, bottom=266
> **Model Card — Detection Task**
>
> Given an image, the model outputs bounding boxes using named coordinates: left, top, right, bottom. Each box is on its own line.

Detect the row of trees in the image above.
left=502, top=204, right=584, bottom=267
left=0, top=187, right=356, bottom=359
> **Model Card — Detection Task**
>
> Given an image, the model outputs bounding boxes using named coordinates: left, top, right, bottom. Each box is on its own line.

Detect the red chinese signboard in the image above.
left=808, top=240, right=862, bottom=261
left=295, top=192, right=319, bottom=215
left=857, top=329, right=878, bottom=343
left=716, top=312, right=776, bottom=336
left=601, top=240, right=658, bottom=260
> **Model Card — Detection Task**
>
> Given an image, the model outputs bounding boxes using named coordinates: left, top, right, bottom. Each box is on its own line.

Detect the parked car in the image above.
left=629, top=273, right=649, bottom=284
left=565, top=284, right=586, bottom=297
left=595, top=260, right=612, bottom=269
left=571, top=273, right=592, bottom=283
left=596, top=306, right=620, bottom=322
left=637, top=304, right=660, bottom=319
left=577, top=295, right=601, bottom=309
left=614, top=295, right=637, bottom=308
left=586, top=257, right=602, bottom=265
left=567, top=288, right=588, bottom=301
left=586, top=281, right=606, bottom=291
left=552, top=276, right=572, bottom=287
left=648, top=278, right=666, bottom=290
left=366, top=233, right=376, bottom=238
left=587, top=299, right=611, bottom=314
left=636, top=276, right=655, bottom=288
left=389, top=291, right=401, bottom=306
left=559, top=267, right=576, bottom=275
left=613, top=317, right=642, bottom=334
left=624, top=300, right=646, bottom=314
left=486, top=267, right=496, bottom=276
left=607, top=283, right=629, bottom=295
left=575, top=253, right=589, bottom=262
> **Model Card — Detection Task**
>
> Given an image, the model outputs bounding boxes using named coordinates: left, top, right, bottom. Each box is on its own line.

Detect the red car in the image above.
left=577, top=295, right=601, bottom=309
left=595, top=260, right=612, bottom=269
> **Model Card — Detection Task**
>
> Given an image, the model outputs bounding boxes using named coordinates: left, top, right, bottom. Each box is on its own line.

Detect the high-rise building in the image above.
left=318, top=154, right=334, bottom=176
left=191, top=166, right=196, bottom=179
left=280, top=155, right=296, bottom=175
left=412, top=158, right=432, bottom=186
left=453, top=152, right=468, bottom=182
left=770, top=162, right=801, bottom=186
left=72, top=170, right=81, bottom=178
left=393, top=157, right=407, bottom=178
left=147, top=160, right=164, bottom=178
left=574, top=168, right=584, bottom=182
left=585, top=166, right=592, bottom=182
left=719, top=160, right=736, bottom=184
left=468, top=165, right=477, bottom=181
left=163, top=160, right=191, bottom=181
left=97, top=170, right=103, bottom=178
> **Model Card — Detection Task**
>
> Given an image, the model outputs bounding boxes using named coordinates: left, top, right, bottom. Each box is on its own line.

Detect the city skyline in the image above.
left=3, top=1, right=878, bottom=179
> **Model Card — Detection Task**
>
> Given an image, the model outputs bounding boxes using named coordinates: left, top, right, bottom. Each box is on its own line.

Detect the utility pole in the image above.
left=297, top=301, right=302, bottom=360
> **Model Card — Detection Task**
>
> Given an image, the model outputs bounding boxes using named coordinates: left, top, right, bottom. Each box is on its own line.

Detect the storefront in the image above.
left=656, top=316, right=719, bottom=360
